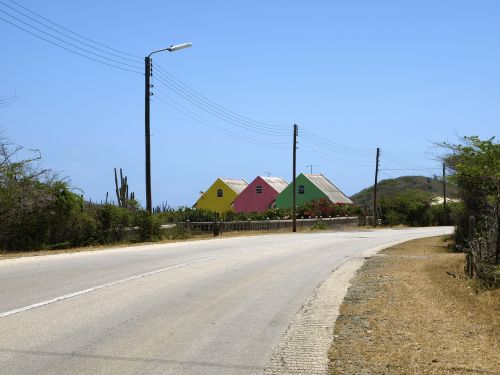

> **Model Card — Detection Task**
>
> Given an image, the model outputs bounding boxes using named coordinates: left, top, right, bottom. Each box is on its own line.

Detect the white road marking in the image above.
left=0, top=248, right=259, bottom=319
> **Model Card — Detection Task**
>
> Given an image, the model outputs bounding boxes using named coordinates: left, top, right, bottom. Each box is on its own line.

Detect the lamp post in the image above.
left=145, top=42, right=192, bottom=214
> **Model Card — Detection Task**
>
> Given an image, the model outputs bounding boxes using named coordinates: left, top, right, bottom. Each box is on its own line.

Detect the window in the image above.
left=256, top=185, right=263, bottom=194
left=217, top=189, right=223, bottom=197
left=298, top=185, right=305, bottom=194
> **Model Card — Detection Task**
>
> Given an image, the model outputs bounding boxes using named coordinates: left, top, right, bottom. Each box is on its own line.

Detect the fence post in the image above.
left=469, top=215, right=476, bottom=238
left=213, top=213, right=219, bottom=237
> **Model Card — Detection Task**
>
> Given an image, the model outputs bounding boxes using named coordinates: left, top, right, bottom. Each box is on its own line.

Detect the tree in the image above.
left=442, top=136, right=500, bottom=279
left=380, top=189, right=434, bottom=227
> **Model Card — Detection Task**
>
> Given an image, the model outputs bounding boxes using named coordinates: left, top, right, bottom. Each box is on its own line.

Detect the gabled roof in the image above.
left=220, top=178, right=248, bottom=194
left=304, top=174, right=353, bottom=204
left=259, top=176, right=288, bottom=193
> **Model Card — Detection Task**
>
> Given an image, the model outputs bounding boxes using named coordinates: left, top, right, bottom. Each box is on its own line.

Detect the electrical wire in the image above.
left=0, top=15, right=142, bottom=74
left=0, top=0, right=142, bottom=65
left=380, top=150, right=436, bottom=170
left=1, top=1, right=445, bottom=169
left=380, top=168, right=441, bottom=171
left=0, top=8, right=142, bottom=70
left=153, top=74, right=289, bottom=137
left=300, top=128, right=374, bottom=154
left=0, top=95, right=18, bottom=108
left=153, top=90, right=289, bottom=149
left=300, top=133, right=374, bottom=158
left=154, top=64, right=289, bottom=131
left=153, top=68, right=289, bottom=136
left=299, top=145, right=375, bottom=167
left=5, top=0, right=141, bottom=59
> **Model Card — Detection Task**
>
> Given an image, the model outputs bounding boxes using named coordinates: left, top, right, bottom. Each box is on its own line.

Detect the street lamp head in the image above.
left=148, top=42, right=192, bottom=58
left=167, top=42, right=192, bottom=52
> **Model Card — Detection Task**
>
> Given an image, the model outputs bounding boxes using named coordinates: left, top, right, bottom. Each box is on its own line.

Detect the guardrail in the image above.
left=178, top=216, right=369, bottom=233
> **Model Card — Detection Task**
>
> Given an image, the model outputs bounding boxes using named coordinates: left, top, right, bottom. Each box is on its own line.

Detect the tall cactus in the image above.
left=114, top=168, right=134, bottom=208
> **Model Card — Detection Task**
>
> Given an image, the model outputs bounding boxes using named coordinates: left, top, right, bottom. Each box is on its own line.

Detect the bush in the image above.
left=94, top=204, right=130, bottom=243
left=134, top=211, right=161, bottom=242
left=380, top=189, right=433, bottom=226
left=442, top=136, right=499, bottom=282
left=297, top=198, right=362, bottom=219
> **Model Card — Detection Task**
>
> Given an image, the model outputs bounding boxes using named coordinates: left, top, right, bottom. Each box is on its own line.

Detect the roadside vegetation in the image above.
left=3, top=133, right=497, bottom=264
left=442, top=136, right=499, bottom=286
left=351, top=175, right=459, bottom=208
left=0, top=135, right=362, bottom=253
left=378, top=189, right=461, bottom=227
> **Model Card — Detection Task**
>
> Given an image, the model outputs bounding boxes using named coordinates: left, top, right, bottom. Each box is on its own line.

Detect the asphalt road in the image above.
left=0, top=227, right=452, bottom=374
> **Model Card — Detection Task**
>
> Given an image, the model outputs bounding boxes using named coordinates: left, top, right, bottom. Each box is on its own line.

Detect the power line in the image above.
left=1, top=1, right=445, bottom=172
left=0, top=15, right=143, bottom=74
left=0, top=0, right=141, bottom=65
left=380, top=150, right=436, bottom=170
left=300, top=134, right=373, bottom=158
left=153, top=91, right=289, bottom=149
left=299, top=146, right=374, bottom=167
left=154, top=64, right=288, bottom=132
left=0, top=8, right=142, bottom=70
left=5, top=0, right=141, bottom=59
left=300, top=128, right=374, bottom=154
left=152, top=74, right=288, bottom=137
left=0, top=95, right=18, bottom=108
left=152, top=67, right=289, bottom=135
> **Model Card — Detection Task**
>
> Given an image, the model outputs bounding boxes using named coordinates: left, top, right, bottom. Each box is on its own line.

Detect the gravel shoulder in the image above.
left=328, top=236, right=500, bottom=375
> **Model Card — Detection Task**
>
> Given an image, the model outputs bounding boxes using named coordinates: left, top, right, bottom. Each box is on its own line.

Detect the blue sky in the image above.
left=1, top=0, right=499, bottom=207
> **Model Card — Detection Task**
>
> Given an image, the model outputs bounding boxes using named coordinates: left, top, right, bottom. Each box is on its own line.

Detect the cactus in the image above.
left=114, top=168, right=134, bottom=208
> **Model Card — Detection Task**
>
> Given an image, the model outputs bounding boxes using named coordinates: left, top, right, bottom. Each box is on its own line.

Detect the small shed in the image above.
left=233, top=176, right=288, bottom=213
left=275, top=173, right=352, bottom=209
left=194, top=178, right=248, bottom=214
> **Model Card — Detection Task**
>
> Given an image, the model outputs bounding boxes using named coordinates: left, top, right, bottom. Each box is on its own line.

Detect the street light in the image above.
left=145, top=42, right=192, bottom=214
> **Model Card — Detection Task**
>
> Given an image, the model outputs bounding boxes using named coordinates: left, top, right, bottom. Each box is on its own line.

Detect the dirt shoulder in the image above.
left=328, top=236, right=500, bottom=375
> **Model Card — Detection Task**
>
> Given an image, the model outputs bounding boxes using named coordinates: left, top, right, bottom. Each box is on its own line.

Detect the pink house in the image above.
left=233, top=176, right=288, bottom=213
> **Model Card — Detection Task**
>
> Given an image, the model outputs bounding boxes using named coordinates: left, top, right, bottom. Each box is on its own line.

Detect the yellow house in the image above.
left=195, top=178, right=248, bottom=214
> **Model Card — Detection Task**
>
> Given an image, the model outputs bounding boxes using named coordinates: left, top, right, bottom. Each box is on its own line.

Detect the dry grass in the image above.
left=329, top=235, right=500, bottom=375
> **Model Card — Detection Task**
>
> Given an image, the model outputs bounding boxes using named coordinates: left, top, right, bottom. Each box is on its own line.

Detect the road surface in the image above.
left=0, top=227, right=452, bottom=374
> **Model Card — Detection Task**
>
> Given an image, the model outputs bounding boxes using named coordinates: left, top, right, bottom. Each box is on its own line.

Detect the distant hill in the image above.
left=350, top=175, right=458, bottom=207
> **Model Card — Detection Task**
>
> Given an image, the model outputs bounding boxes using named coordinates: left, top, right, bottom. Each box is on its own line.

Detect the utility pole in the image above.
left=144, top=42, right=191, bottom=214
left=373, top=147, right=380, bottom=227
left=293, top=124, right=298, bottom=232
left=306, top=164, right=319, bottom=174
left=443, top=162, right=447, bottom=225
left=145, top=56, right=152, bottom=214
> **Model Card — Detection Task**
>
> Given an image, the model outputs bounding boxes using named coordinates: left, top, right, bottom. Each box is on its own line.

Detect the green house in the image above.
left=275, top=173, right=352, bottom=209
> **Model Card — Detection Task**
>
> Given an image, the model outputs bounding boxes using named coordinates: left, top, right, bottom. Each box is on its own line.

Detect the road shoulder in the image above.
left=328, top=236, right=500, bottom=374
left=264, top=236, right=421, bottom=374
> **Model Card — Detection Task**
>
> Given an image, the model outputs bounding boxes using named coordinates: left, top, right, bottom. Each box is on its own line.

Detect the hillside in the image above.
left=350, top=175, right=458, bottom=207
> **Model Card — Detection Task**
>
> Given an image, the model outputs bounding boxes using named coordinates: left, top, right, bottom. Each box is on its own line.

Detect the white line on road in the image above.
left=0, top=248, right=260, bottom=319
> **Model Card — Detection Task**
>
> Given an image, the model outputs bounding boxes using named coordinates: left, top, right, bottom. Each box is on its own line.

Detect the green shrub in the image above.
left=380, top=189, right=433, bottom=226
left=94, top=204, right=130, bottom=243
left=134, top=211, right=161, bottom=242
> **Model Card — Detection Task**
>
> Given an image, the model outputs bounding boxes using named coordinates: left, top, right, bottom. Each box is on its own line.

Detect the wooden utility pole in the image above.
left=443, top=162, right=447, bottom=225
left=373, top=147, right=380, bottom=227
left=306, top=164, right=319, bottom=174
left=145, top=56, right=152, bottom=214
left=293, top=124, right=298, bottom=232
